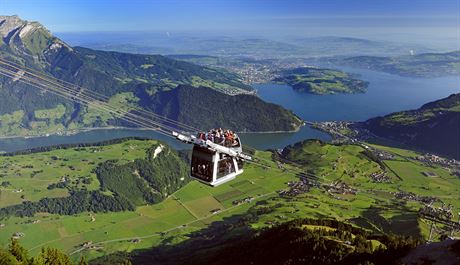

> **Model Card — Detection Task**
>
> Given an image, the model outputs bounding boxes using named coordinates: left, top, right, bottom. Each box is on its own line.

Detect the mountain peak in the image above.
left=0, top=15, right=27, bottom=38
left=0, top=14, right=71, bottom=57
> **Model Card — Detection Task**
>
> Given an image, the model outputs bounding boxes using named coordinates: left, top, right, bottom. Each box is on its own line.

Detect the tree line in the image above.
left=0, top=190, right=134, bottom=219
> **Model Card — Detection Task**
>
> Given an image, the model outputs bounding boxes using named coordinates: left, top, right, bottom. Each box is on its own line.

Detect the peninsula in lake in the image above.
left=273, top=67, right=369, bottom=95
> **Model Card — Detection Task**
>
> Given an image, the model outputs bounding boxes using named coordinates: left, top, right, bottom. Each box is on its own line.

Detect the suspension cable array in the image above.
left=0, top=57, right=326, bottom=185
left=0, top=58, right=199, bottom=136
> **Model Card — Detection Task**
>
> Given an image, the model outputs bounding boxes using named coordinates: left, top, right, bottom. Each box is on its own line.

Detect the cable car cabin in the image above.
left=173, top=129, right=250, bottom=187
left=191, top=145, right=244, bottom=186
left=190, top=142, right=244, bottom=187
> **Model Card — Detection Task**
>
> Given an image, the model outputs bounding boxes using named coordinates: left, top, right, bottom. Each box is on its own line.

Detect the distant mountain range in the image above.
left=360, top=93, right=460, bottom=159
left=0, top=15, right=301, bottom=136
left=69, top=33, right=432, bottom=58
left=290, top=36, right=429, bottom=57
left=335, top=51, right=460, bottom=77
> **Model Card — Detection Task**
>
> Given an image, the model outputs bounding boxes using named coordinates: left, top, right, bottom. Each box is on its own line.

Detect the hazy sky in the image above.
left=1, top=0, right=459, bottom=43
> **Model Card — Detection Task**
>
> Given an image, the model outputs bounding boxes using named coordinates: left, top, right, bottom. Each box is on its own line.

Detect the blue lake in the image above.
left=254, top=67, right=460, bottom=122
left=0, top=68, right=458, bottom=152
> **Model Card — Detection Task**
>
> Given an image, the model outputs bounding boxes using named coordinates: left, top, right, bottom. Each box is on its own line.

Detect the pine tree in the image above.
left=0, top=248, right=20, bottom=265
left=8, top=238, right=28, bottom=264
left=121, top=260, right=132, bottom=265
left=32, top=247, right=72, bottom=265
left=78, top=256, right=88, bottom=265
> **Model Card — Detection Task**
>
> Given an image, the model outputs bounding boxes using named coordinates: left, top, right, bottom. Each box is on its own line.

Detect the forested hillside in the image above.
left=360, top=93, right=460, bottom=159
left=147, top=85, right=303, bottom=132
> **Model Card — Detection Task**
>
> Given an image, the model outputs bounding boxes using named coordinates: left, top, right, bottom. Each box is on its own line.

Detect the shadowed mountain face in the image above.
left=0, top=15, right=301, bottom=136
left=361, top=93, right=460, bottom=159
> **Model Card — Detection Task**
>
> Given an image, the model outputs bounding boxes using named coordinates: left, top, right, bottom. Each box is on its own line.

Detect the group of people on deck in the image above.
left=197, top=128, right=240, bottom=148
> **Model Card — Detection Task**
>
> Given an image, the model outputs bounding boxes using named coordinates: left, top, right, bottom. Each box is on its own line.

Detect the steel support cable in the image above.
left=0, top=68, right=174, bottom=138
left=0, top=61, right=323, bottom=180
left=0, top=70, right=170, bottom=140
left=0, top=57, right=199, bottom=133
left=0, top=67, right=388, bottom=199
left=0, top=65, right=316, bottom=183
left=0, top=58, right=200, bottom=133
left=0, top=64, right=183, bottom=134
left=0, top=62, right=189, bottom=135
left=2, top=66, right=321, bottom=186
left=0, top=67, right=170, bottom=135
left=0, top=60, right=274, bottom=164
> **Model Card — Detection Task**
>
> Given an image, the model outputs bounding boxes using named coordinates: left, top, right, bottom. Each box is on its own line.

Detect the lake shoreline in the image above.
left=0, top=126, right=154, bottom=140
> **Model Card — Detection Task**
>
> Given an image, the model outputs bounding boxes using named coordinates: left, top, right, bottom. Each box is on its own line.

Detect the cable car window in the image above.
left=217, top=157, right=235, bottom=179
left=191, top=146, right=214, bottom=182
left=191, top=157, right=213, bottom=182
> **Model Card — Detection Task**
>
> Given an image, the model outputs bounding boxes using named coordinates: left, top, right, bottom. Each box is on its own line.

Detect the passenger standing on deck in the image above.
left=215, top=130, right=220, bottom=144
left=225, top=131, right=233, bottom=147
left=206, top=131, right=212, bottom=142
left=219, top=132, right=225, bottom=145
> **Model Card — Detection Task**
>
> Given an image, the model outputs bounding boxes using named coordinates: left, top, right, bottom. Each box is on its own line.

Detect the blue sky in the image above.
left=0, top=0, right=459, bottom=43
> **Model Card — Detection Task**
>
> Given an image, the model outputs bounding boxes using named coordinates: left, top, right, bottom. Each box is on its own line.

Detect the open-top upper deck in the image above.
left=196, top=128, right=241, bottom=151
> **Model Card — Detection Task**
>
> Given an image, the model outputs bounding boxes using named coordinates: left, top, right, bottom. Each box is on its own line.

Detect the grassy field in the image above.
left=0, top=139, right=153, bottom=208
left=0, top=140, right=459, bottom=262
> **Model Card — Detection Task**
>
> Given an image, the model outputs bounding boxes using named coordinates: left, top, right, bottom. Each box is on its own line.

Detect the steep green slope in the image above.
left=338, top=51, right=460, bottom=77
left=361, top=93, right=460, bottom=159
left=49, top=46, right=251, bottom=95
left=0, top=15, right=300, bottom=136
left=273, top=67, right=368, bottom=95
